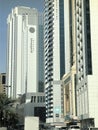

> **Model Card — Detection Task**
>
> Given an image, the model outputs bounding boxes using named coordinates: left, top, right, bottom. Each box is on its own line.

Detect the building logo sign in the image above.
left=29, top=27, right=36, bottom=53
left=29, top=27, right=35, bottom=33
left=30, top=38, right=34, bottom=53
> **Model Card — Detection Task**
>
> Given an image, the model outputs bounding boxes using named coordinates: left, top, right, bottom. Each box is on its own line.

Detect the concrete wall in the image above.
left=24, top=117, right=39, bottom=130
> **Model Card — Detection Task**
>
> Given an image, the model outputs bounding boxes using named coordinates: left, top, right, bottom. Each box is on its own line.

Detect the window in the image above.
left=2, top=75, right=6, bottom=84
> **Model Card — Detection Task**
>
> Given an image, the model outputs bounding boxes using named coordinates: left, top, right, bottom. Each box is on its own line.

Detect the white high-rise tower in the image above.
left=44, top=0, right=66, bottom=123
left=6, top=6, right=39, bottom=99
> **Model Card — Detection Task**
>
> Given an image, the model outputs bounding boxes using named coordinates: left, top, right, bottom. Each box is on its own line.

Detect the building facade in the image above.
left=44, top=0, right=66, bottom=123
left=76, top=0, right=98, bottom=128
left=61, top=0, right=98, bottom=128
left=61, top=0, right=77, bottom=123
left=6, top=6, right=39, bottom=99
left=38, top=13, right=44, bottom=92
left=17, top=92, right=45, bottom=123
left=0, top=73, right=6, bottom=95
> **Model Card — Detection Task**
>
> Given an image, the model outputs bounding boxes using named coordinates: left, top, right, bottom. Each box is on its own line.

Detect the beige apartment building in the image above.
left=0, top=73, right=6, bottom=94
left=61, top=0, right=77, bottom=122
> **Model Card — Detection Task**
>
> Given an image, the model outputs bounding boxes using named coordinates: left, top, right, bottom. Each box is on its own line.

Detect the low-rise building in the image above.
left=16, top=92, right=46, bottom=124
left=0, top=73, right=6, bottom=95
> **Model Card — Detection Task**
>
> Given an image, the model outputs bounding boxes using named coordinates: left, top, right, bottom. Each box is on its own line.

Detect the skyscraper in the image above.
left=6, top=6, right=39, bottom=99
left=76, top=0, right=98, bottom=128
left=44, top=0, right=65, bottom=123
left=52, top=0, right=98, bottom=128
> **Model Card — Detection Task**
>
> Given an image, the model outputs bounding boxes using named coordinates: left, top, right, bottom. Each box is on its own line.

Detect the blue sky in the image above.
left=0, top=0, right=44, bottom=73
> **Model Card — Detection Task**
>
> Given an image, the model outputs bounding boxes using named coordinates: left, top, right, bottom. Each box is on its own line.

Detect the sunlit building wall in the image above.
left=6, top=6, right=39, bottom=99
left=61, top=0, right=77, bottom=121
left=76, top=0, right=98, bottom=128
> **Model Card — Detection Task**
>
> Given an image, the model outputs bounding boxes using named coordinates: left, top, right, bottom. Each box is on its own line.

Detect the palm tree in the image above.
left=0, top=94, right=10, bottom=126
left=0, top=94, right=19, bottom=127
